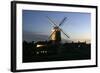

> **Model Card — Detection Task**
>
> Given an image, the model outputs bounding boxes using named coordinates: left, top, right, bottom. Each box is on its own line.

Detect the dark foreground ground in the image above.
left=23, top=41, right=91, bottom=63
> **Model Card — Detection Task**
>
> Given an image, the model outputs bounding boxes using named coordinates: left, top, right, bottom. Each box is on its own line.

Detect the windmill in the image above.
left=47, top=16, right=70, bottom=44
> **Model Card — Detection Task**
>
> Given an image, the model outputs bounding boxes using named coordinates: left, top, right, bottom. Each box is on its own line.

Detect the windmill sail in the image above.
left=46, top=16, right=58, bottom=26
left=46, top=16, right=70, bottom=43
left=60, top=29, right=70, bottom=38
left=59, top=17, right=67, bottom=26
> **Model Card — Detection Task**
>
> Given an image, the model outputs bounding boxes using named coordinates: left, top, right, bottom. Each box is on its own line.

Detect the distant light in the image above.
left=36, top=44, right=46, bottom=48
left=78, top=45, right=81, bottom=48
left=45, top=51, right=47, bottom=53
left=36, top=52, right=39, bottom=54
left=40, top=51, right=48, bottom=54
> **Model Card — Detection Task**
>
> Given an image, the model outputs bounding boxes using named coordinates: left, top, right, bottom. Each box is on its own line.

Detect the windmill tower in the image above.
left=47, top=16, right=70, bottom=44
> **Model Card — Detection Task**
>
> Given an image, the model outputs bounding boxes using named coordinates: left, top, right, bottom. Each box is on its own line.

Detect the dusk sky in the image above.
left=23, top=10, right=91, bottom=43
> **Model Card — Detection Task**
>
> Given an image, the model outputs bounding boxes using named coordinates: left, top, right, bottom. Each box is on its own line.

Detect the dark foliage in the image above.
left=23, top=40, right=91, bottom=63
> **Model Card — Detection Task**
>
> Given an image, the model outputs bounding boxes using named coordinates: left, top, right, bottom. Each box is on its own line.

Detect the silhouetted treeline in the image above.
left=23, top=40, right=91, bottom=62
